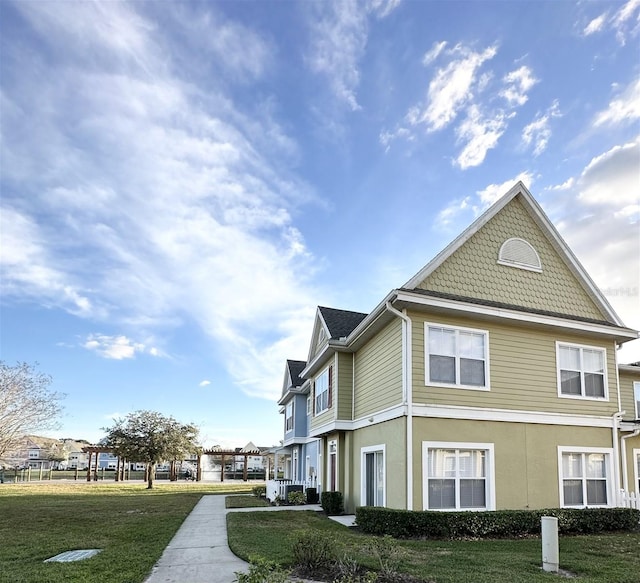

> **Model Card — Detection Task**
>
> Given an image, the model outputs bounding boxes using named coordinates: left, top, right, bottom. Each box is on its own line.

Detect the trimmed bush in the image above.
left=288, top=491, right=306, bottom=505
left=355, top=506, right=640, bottom=540
left=306, top=487, right=318, bottom=504
left=321, top=491, right=344, bottom=515
left=251, top=486, right=266, bottom=498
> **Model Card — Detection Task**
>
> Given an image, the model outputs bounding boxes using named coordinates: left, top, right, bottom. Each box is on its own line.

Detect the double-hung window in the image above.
left=557, top=343, right=607, bottom=399
left=285, top=401, right=294, bottom=432
left=558, top=447, right=612, bottom=507
left=425, top=324, right=489, bottom=389
left=314, top=366, right=332, bottom=415
left=423, top=442, right=495, bottom=510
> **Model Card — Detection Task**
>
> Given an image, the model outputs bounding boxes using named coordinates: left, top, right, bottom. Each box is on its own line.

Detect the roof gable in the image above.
left=404, top=182, right=623, bottom=326
left=280, top=359, right=306, bottom=399
left=306, top=306, right=368, bottom=363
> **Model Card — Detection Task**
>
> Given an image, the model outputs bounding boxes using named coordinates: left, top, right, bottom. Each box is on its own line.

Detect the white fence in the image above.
left=266, top=479, right=317, bottom=503
left=617, top=489, right=640, bottom=510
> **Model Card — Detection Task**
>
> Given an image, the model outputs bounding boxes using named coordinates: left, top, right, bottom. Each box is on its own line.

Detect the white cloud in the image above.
left=522, top=100, right=561, bottom=156
left=580, top=0, right=640, bottom=44
left=583, top=13, right=608, bottom=36
left=500, top=66, right=538, bottom=107
left=454, top=105, right=509, bottom=169
left=1, top=2, right=321, bottom=400
left=546, top=139, right=640, bottom=361
left=407, top=43, right=498, bottom=131
left=593, top=77, right=640, bottom=127
left=305, top=0, right=400, bottom=111
left=199, top=380, right=211, bottom=387
left=422, top=41, right=447, bottom=66
left=435, top=171, right=534, bottom=229
left=83, top=334, right=156, bottom=360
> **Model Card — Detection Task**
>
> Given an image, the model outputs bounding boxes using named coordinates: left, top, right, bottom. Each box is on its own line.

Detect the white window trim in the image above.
left=315, top=366, right=331, bottom=415
left=556, top=342, right=608, bottom=401
left=328, top=438, right=338, bottom=492
left=634, top=448, right=640, bottom=497
left=306, top=396, right=312, bottom=416
left=361, top=444, right=386, bottom=508
left=285, top=401, right=294, bottom=432
left=557, top=446, right=614, bottom=508
left=634, top=382, right=640, bottom=419
left=425, top=322, right=491, bottom=391
left=422, top=441, right=496, bottom=511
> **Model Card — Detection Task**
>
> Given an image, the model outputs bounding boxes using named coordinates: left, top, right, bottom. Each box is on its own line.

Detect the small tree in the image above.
left=103, top=410, right=200, bottom=489
left=0, top=362, right=64, bottom=462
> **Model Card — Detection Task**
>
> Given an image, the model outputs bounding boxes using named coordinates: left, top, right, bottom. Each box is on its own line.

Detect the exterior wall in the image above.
left=294, top=394, right=308, bottom=437
left=349, top=417, right=407, bottom=513
left=354, top=319, right=403, bottom=419
left=416, top=196, right=605, bottom=321
left=619, top=368, right=640, bottom=419
left=411, top=310, right=619, bottom=417
left=336, top=352, right=354, bottom=421
left=411, top=417, right=614, bottom=510
left=310, top=355, right=337, bottom=430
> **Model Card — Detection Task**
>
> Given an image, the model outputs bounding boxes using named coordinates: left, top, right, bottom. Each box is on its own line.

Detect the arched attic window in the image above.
left=497, top=238, right=542, bottom=272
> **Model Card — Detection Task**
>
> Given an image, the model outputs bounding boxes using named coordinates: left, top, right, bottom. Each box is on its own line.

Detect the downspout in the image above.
left=621, top=427, right=640, bottom=495
left=386, top=301, right=413, bottom=510
left=612, top=411, right=624, bottom=501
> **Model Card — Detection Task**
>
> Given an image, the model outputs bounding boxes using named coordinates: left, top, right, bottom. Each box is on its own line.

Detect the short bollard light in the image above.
left=541, top=516, right=559, bottom=573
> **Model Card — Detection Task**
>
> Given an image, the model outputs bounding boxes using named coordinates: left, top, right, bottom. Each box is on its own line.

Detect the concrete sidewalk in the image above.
left=143, top=496, right=331, bottom=583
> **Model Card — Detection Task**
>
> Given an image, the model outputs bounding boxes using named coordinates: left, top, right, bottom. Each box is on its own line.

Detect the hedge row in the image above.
left=355, top=506, right=640, bottom=540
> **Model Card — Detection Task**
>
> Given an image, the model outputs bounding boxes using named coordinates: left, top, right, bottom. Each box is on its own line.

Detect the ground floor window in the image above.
left=361, top=445, right=385, bottom=507
left=558, top=447, right=613, bottom=507
left=422, top=442, right=495, bottom=511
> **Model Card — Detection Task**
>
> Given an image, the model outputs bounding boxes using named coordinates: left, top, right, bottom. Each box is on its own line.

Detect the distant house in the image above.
left=2, top=436, right=88, bottom=470
left=268, top=182, right=640, bottom=512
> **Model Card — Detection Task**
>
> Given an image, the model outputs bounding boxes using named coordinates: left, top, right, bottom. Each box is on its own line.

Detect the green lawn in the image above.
left=0, top=481, right=254, bottom=583
left=226, top=510, right=640, bottom=583
left=225, top=494, right=271, bottom=508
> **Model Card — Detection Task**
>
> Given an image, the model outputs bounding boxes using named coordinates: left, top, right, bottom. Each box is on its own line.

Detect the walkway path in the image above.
left=143, top=496, right=345, bottom=583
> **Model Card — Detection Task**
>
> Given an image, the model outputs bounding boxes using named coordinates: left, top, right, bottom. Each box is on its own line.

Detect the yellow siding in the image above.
left=411, top=311, right=619, bottom=416
left=310, top=355, right=336, bottom=431
left=619, top=369, right=640, bottom=419
left=412, top=417, right=613, bottom=510
left=416, top=197, right=606, bottom=321
left=354, top=319, right=403, bottom=419
left=337, top=353, right=353, bottom=421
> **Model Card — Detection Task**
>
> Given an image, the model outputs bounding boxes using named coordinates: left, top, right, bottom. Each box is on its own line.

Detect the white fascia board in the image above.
left=282, top=436, right=309, bottom=447
left=619, top=365, right=640, bottom=374
left=308, top=420, right=354, bottom=438
left=352, top=404, right=406, bottom=430
left=394, top=290, right=638, bottom=341
left=412, top=403, right=615, bottom=428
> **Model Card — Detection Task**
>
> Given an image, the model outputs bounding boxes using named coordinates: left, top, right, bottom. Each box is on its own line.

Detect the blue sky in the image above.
left=1, top=0, right=639, bottom=448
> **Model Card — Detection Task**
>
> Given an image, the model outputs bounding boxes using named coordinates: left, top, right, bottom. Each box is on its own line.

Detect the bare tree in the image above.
left=0, top=362, right=64, bottom=463
left=103, top=410, right=200, bottom=489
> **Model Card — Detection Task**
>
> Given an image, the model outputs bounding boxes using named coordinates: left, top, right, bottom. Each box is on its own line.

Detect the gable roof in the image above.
left=318, top=306, right=368, bottom=339
left=403, top=182, right=625, bottom=327
left=286, top=360, right=306, bottom=388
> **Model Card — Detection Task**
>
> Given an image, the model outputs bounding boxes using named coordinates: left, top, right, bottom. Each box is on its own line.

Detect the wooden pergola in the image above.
left=201, top=447, right=265, bottom=482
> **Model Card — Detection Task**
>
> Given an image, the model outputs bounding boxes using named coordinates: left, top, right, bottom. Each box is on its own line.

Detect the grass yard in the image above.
left=0, top=481, right=254, bottom=583
left=225, top=494, right=271, bottom=508
left=226, top=510, right=640, bottom=583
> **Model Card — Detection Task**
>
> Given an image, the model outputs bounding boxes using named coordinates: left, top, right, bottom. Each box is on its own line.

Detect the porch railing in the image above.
left=266, top=478, right=318, bottom=503
left=617, top=489, right=640, bottom=510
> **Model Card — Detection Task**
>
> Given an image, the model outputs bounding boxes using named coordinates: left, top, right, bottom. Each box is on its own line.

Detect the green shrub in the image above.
left=321, top=491, right=344, bottom=515
left=288, top=491, right=306, bottom=505
left=355, top=506, right=640, bottom=540
left=251, top=486, right=266, bottom=498
left=291, top=530, right=336, bottom=571
left=234, top=556, right=290, bottom=583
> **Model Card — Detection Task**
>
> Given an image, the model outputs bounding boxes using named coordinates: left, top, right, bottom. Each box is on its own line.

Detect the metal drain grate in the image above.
left=44, top=549, right=102, bottom=563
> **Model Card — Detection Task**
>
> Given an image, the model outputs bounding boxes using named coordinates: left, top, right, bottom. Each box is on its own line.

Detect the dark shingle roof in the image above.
left=286, top=360, right=306, bottom=388
left=318, top=306, right=368, bottom=339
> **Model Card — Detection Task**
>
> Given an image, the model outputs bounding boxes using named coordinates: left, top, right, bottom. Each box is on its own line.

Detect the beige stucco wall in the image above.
left=410, top=310, right=619, bottom=416
left=347, top=417, right=407, bottom=513
left=410, top=417, right=614, bottom=510
left=416, top=196, right=606, bottom=321
left=354, top=319, right=403, bottom=419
